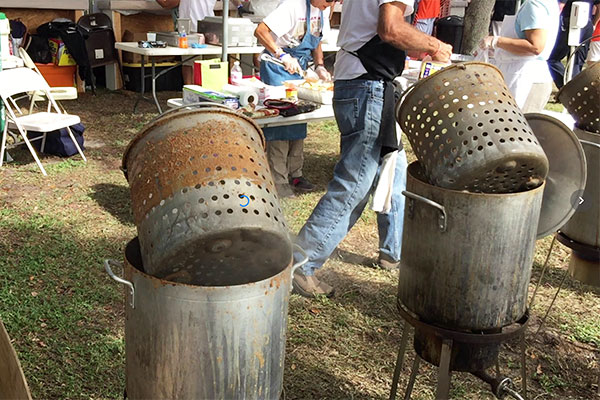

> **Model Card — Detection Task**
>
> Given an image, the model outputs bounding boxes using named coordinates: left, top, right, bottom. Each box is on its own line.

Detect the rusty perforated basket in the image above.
left=557, top=62, right=600, bottom=134
left=397, top=62, right=549, bottom=193
left=122, top=106, right=292, bottom=286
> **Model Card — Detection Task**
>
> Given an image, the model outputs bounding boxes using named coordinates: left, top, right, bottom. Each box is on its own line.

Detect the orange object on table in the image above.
left=35, top=63, right=76, bottom=87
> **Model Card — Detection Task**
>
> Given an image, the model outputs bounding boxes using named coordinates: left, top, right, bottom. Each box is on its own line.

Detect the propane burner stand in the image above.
left=390, top=299, right=529, bottom=400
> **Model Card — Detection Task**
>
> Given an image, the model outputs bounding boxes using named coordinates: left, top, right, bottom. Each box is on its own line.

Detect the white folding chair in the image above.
left=0, top=68, right=86, bottom=176
left=18, top=47, right=78, bottom=114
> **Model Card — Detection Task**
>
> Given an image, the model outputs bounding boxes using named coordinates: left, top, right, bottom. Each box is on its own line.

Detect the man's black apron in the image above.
left=346, top=34, right=406, bottom=152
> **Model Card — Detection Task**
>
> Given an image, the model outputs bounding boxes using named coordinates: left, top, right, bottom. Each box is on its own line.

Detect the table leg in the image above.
left=133, top=55, right=146, bottom=114
left=151, top=60, right=162, bottom=114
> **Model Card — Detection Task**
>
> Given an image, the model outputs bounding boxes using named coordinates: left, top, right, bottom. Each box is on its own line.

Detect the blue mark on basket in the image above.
left=239, top=194, right=250, bottom=207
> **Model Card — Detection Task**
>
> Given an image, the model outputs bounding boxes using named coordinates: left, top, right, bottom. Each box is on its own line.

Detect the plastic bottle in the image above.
left=178, top=29, right=188, bottom=49
left=230, top=61, right=243, bottom=85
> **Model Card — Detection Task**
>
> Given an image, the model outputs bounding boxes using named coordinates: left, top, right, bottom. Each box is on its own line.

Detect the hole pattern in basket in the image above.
left=398, top=66, right=548, bottom=192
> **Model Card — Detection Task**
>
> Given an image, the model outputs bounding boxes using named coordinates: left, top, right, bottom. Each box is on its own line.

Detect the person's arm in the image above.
left=255, top=22, right=282, bottom=57
left=312, top=42, right=331, bottom=80
left=378, top=2, right=452, bottom=61
left=254, top=22, right=302, bottom=73
left=593, top=5, right=600, bottom=27
left=312, top=42, right=324, bottom=66
left=495, top=28, right=548, bottom=56
left=155, top=0, right=180, bottom=9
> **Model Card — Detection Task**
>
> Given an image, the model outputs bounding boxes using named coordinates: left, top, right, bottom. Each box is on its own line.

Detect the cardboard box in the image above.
left=121, top=30, right=178, bottom=64
left=48, top=38, right=76, bottom=66
left=193, top=59, right=228, bottom=92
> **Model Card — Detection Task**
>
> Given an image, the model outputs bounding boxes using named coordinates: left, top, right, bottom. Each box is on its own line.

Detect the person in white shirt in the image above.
left=254, top=0, right=334, bottom=197
left=292, top=0, right=451, bottom=297
left=479, top=0, right=559, bottom=112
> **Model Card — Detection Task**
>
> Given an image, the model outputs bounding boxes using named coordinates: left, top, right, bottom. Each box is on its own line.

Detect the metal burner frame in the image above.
left=390, top=299, right=529, bottom=400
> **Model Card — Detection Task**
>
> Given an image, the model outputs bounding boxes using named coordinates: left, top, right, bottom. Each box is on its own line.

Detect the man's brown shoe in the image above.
left=292, top=270, right=335, bottom=298
left=377, top=252, right=400, bottom=271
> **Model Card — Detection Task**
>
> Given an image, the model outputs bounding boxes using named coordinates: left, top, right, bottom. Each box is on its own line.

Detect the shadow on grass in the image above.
left=283, top=355, right=389, bottom=400
left=0, top=209, right=126, bottom=399
left=302, top=151, right=337, bottom=189
left=89, top=183, right=135, bottom=226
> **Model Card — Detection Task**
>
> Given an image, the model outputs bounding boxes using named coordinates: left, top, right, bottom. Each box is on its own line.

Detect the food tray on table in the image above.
left=285, top=79, right=334, bottom=104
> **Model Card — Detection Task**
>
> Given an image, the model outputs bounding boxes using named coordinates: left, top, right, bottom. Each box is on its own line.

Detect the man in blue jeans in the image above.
left=293, top=0, right=452, bottom=297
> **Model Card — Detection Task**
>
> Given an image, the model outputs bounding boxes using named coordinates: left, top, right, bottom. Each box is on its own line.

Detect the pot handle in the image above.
left=402, top=190, right=447, bottom=232
left=292, top=244, right=309, bottom=275
left=104, top=259, right=135, bottom=309
left=580, top=139, right=600, bottom=150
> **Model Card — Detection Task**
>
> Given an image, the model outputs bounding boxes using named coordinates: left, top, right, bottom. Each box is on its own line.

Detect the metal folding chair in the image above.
left=0, top=68, right=86, bottom=176
left=18, top=47, right=77, bottom=113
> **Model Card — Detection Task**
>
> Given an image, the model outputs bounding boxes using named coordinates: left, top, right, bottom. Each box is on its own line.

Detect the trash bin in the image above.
left=435, top=16, right=464, bottom=54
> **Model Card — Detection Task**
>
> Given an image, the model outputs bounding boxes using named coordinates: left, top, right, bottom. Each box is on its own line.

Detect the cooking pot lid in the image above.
left=526, top=113, right=587, bottom=239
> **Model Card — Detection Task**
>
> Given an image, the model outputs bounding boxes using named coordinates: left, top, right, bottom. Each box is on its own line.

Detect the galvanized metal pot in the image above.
left=398, top=162, right=544, bottom=331
left=122, top=107, right=291, bottom=284
left=105, top=238, right=306, bottom=400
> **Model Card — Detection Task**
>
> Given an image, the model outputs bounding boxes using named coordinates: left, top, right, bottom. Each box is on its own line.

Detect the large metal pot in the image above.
left=105, top=238, right=306, bottom=400
left=398, top=162, right=544, bottom=331
left=561, top=128, right=600, bottom=248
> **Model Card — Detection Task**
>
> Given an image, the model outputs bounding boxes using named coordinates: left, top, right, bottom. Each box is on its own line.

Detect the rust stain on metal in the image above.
left=254, top=351, right=265, bottom=368
left=125, top=111, right=274, bottom=224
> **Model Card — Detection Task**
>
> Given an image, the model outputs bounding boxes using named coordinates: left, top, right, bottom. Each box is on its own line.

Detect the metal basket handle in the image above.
left=563, top=34, right=600, bottom=85
left=104, top=259, right=135, bottom=309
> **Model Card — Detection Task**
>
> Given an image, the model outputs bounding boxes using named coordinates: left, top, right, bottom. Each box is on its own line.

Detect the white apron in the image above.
left=494, top=15, right=551, bottom=108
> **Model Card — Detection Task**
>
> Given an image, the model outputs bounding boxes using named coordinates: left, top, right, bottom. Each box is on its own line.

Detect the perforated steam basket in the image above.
left=557, top=62, right=600, bottom=134
left=122, top=106, right=292, bottom=286
left=397, top=62, right=549, bottom=193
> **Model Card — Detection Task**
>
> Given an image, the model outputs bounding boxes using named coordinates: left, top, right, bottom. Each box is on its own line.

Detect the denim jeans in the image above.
left=296, top=79, right=407, bottom=276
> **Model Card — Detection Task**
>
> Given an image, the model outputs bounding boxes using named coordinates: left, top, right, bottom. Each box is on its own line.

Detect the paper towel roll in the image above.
left=222, top=84, right=260, bottom=107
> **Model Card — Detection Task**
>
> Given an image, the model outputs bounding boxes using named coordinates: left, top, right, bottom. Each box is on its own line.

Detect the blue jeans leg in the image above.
left=296, top=79, right=406, bottom=275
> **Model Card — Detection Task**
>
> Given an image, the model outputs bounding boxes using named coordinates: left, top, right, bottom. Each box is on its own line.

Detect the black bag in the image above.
left=263, top=99, right=320, bottom=117
left=26, top=35, right=53, bottom=64
left=28, top=123, right=85, bottom=157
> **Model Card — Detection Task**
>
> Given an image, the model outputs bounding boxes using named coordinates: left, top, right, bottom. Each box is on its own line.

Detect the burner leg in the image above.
left=389, top=323, right=410, bottom=400
left=435, top=339, right=453, bottom=400
left=403, top=355, right=420, bottom=400
left=496, top=357, right=501, bottom=377
left=520, top=332, right=527, bottom=400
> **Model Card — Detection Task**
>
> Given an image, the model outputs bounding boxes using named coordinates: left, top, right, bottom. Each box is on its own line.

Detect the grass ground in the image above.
left=0, top=90, right=598, bottom=399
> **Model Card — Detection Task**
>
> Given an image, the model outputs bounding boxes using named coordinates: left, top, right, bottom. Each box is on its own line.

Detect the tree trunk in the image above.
left=461, top=0, right=496, bottom=55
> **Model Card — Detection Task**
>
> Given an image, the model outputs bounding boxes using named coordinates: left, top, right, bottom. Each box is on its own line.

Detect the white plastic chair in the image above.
left=0, top=68, right=86, bottom=176
left=18, top=47, right=78, bottom=113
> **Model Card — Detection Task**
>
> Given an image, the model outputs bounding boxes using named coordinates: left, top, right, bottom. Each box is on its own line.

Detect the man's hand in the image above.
left=315, top=65, right=331, bottom=81
left=281, top=53, right=302, bottom=74
left=432, top=41, right=453, bottom=62
left=237, top=2, right=254, bottom=17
